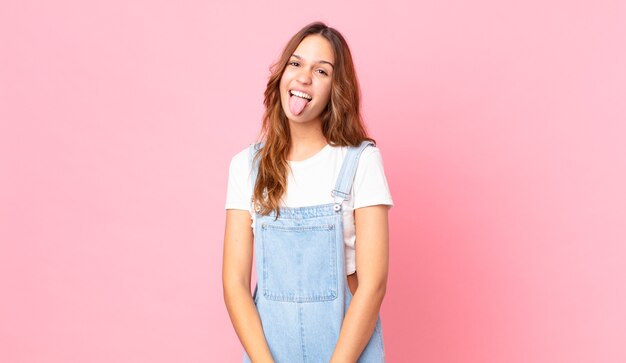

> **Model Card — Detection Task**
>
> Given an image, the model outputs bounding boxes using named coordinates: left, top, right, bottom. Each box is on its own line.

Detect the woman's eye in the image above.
left=288, top=61, right=328, bottom=75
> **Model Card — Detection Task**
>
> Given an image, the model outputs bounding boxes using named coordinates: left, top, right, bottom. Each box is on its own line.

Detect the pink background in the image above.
left=1, top=0, right=625, bottom=362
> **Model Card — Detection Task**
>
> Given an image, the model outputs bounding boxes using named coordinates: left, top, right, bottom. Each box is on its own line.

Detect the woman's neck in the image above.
left=287, top=120, right=327, bottom=161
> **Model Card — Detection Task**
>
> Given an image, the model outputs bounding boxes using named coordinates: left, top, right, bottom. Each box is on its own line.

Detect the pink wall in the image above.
left=1, top=0, right=625, bottom=362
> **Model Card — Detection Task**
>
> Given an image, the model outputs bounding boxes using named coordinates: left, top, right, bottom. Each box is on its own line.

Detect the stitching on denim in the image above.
left=263, top=224, right=334, bottom=232
left=298, top=304, right=307, bottom=363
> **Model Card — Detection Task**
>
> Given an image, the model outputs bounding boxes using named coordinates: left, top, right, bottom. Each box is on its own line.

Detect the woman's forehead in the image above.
left=293, top=35, right=334, bottom=64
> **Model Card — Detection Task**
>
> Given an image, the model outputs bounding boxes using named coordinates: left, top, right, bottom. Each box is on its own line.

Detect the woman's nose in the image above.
left=296, top=68, right=312, bottom=84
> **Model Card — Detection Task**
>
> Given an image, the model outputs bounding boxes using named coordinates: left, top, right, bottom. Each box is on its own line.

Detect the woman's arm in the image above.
left=222, top=209, right=274, bottom=363
left=330, top=205, right=390, bottom=363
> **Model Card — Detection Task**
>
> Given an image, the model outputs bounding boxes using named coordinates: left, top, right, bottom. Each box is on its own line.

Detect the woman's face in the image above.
left=279, top=34, right=335, bottom=125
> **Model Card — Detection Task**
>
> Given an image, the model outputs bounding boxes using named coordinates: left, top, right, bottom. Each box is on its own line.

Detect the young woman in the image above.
left=223, top=22, right=393, bottom=363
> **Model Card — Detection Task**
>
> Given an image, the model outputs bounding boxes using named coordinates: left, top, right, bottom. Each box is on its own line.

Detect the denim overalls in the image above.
left=242, top=140, right=386, bottom=363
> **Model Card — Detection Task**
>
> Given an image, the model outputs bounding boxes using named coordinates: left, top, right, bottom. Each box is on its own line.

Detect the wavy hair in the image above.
left=253, top=21, right=374, bottom=216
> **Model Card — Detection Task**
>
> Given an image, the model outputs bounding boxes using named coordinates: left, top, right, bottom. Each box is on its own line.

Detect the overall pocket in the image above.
left=261, top=223, right=338, bottom=302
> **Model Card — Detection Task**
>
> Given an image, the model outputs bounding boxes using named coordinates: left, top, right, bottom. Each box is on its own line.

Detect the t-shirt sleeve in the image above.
left=225, top=148, right=252, bottom=211
left=352, top=146, right=394, bottom=209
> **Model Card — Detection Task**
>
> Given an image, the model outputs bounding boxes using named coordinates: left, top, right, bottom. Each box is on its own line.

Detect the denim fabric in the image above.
left=243, top=141, right=385, bottom=363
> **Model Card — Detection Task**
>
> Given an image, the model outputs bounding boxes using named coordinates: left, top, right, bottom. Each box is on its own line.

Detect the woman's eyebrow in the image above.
left=291, top=54, right=334, bottom=69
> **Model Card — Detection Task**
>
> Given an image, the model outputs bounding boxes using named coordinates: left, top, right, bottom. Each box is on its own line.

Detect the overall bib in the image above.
left=243, top=140, right=386, bottom=363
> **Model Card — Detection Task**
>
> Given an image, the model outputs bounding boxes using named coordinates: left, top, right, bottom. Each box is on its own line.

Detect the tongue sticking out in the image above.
left=289, top=95, right=309, bottom=116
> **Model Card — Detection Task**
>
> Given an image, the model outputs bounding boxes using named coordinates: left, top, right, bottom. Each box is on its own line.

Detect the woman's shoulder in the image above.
left=228, top=145, right=253, bottom=173
left=231, top=145, right=251, bottom=159
left=327, top=143, right=384, bottom=163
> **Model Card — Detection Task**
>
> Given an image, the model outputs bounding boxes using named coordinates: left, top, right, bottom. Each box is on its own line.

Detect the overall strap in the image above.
left=331, top=140, right=375, bottom=211
left=248, top=142, right=263, bottom=207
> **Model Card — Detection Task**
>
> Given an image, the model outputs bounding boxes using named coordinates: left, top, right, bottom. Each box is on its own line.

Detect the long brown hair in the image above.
left=253, top=21, right=374, bottom=216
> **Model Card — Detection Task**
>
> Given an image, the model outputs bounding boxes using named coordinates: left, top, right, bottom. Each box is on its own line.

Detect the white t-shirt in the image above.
left=225, top=143, right=393, bottom=275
